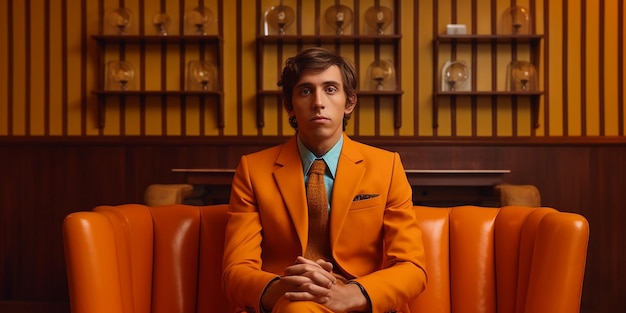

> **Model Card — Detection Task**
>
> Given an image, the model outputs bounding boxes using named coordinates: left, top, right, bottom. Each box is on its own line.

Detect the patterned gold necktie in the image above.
left=304, top=159, right=330, bottom=261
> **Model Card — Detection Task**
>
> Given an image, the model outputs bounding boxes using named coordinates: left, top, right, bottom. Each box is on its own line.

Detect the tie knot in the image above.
left=310, top=159, right=326, bottom=176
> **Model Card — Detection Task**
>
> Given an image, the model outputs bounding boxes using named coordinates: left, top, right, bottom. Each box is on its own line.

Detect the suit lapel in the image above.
left=273, top=136, right=309, bottom=252
left=329, top=135, right=365, bottom=245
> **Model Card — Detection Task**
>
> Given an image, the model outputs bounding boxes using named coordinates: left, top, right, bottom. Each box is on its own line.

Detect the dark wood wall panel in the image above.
left=1, top=142, right=625, bottom=312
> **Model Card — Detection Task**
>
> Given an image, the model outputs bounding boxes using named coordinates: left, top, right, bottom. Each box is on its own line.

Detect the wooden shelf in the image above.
left=435, top=91, right=543, bottom=96
left=92, top=33, right=223, bottom=129
left=257, top=89, right=403, bottom=96
left=436, top=34, right=543, bottom=43
left=91, top=35, right=221, bottom=44
left=433, top=32, right=544, bottom=129
left=257, top=34, right=401, bottom=44
left=93, top=90, right=223, bottom=96
left=92, top=90, right=224, bottom=129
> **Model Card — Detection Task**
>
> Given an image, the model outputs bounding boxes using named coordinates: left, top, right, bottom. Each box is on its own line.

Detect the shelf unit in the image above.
left=91, top=35, right=224, bottom=128
left=255, top=1, right=403, bottom=129
left=432, top=34, right=544, bottom=128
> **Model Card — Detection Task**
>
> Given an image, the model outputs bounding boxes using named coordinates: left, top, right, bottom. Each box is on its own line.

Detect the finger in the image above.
left=284, top=281, right=332, bottom=299
left=284, top=291, right=330, bottom=303
left=278, top=275, right=312, bottom=287
left=283, top=265, right=336, bottom=289
left=295, top=257, right=337, bottom=284
left=315, top=259, right=334, bottom=273
left=294, top=256, right=322, bottom=267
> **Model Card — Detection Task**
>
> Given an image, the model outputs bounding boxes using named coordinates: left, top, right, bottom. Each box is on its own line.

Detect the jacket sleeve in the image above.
left=355, top=152, right=428, bottom=313
left=222, top=155, right=278, bottom=312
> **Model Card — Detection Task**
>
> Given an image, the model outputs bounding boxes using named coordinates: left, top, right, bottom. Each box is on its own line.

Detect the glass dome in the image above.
left=499, top=6, right=531, bottom=35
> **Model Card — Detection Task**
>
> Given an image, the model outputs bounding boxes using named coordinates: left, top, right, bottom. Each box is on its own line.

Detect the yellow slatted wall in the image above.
left=0, top=0, right=624, bottom=138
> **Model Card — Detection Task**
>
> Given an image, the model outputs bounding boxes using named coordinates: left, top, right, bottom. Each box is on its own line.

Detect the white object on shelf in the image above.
left=446, top=24, right=467, bottom=35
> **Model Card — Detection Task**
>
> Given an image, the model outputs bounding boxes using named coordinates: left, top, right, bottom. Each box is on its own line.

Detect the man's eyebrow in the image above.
left=295, top=80, right=341, bottom=88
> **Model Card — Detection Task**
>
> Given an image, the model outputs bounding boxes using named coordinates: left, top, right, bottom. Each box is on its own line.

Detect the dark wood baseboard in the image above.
left=0, top=301, right=69, bottom=313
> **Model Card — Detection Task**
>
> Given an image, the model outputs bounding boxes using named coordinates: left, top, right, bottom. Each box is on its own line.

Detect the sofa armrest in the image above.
left=63, top=212, right=125, bottom=313
left=524, top=212, right=589, bottom=313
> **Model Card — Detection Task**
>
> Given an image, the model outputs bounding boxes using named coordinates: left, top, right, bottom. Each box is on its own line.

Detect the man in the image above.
left=222, top=47, right=427, bottom=313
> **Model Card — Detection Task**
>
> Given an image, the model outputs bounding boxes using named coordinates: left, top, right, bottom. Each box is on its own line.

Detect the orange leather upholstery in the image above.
left=63, top=205, right=588, bottom=313
left=63, top=204, right=235, bottom=313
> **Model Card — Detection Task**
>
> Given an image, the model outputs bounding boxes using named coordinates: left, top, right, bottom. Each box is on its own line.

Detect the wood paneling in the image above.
left=1, top=141, right=625, bottom=312
left=1, top=0, right=626, bottom=312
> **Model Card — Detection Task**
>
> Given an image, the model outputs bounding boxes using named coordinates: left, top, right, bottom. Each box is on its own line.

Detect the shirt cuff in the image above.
left=259, top=276, right=280, bottom=313
left=347, top=280, right=372, bottom=312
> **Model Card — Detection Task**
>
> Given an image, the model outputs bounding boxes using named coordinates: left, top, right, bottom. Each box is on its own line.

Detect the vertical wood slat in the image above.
left=432, top=0, right=438, bottom=136
left=509, top=0, right=519, bottom=136
left=599, top=0, right=605, bottom=136
left=542, top=0, right=550, bottom=134
left=236, top=0, right=243, bottom=135
left=617, top=1, right=625, bottom=136
left=529, top=0, right=537, bottom=137
left=413, top=0, right=419, bottom=136
left=450, top=0, right=457, bottom=136
left=580, top=0, right=587, bottom=135
left=255, top=0, right=263, bottom=135
left=490, top=0, right=497, bottom=136
left=470, top=0, right=477, bottom=136
left=217, top=0, right=224, bottom=136
left=6, top=0, right=13, bottom=135
left=61, top=0, right=68, bottom=135
left=352, top=0, right=361, bottom=136
left=394, top=0, right=401, bottom=135
left=44, top=0, right=50, bottom=135
left=562, top=0, right=569, bottom=136
left=25, top=0, right=31, bottom=135
left=138, top=0, right=146, bottom=136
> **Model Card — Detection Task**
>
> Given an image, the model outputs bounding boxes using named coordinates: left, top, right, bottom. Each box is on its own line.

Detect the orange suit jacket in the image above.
left=222, top=134, right=427, bottom=313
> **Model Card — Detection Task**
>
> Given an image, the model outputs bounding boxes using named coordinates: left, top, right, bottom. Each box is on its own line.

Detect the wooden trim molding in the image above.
left=1, top=135, right=626, bottom=146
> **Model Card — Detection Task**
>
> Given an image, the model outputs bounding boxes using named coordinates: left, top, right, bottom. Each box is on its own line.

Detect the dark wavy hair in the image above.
left=277, top=47, right=358, bottom=129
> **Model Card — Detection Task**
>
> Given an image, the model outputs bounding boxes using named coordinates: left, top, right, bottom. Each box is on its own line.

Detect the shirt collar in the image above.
left=297, top=135, right=343, bottom=178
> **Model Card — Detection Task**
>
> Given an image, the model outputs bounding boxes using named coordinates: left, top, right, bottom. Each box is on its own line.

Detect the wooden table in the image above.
left=171, top=168, right=511, bottom=206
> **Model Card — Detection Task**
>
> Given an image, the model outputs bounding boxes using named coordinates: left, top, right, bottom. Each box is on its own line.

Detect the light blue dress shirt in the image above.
left=297, top=135, right=343, bottom=210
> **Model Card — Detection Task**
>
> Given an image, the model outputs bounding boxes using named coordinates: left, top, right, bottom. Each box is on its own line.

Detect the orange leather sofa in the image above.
left=63, top=204, right=588, bottom=313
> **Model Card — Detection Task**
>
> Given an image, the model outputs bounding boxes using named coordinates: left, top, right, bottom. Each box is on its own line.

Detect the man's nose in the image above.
left=312, top=89, right=325, bottom=108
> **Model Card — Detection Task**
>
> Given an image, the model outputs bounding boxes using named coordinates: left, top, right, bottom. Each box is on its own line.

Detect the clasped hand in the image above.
left=282, top=256, right=338, bottom=302
left=265, top=256, right=367, bottom=312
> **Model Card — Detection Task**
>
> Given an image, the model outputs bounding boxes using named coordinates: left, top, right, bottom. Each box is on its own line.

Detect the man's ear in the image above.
left=345, top=94, right=357, bottom=113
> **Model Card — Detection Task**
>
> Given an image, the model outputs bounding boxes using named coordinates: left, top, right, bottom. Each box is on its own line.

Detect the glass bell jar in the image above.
left=184, top=6, right=214, bottom=35
left=366, top=59, right=396, bottom=91
left=324, top=4, right=354, bottom=35
left=506, top=60, right=538, bottom=91
left=364, top=5, right=393, bottom=35
left=186, top=60, right=218, bottom=91
left=106, top=7, right=132, bottom=35
left=152, top=12, right=171, bottom=36
left=106, top=60, right=135, bottom=91
left=499, top=6, right=531, bottom=35
left=441, top=60, right=470, bottom=91
left=262, top=1, right=296, bottom=36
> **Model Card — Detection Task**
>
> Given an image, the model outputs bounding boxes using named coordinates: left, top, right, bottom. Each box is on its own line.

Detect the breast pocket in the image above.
left=349, top=195, right=384, bottom=211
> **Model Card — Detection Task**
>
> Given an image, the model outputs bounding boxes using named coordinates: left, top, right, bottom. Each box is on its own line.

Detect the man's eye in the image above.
left=299, top=88, right=311, bottom=95
left=326, top=86, right=338, bottom=93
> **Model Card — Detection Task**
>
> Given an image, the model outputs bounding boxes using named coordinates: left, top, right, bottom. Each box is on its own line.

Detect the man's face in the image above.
left=289, top=65, right=355, bottom=149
